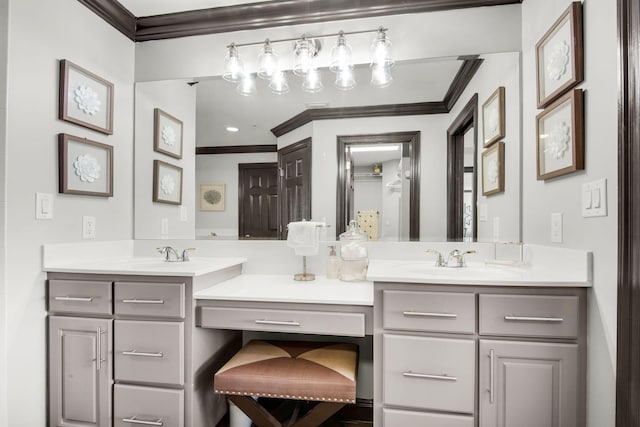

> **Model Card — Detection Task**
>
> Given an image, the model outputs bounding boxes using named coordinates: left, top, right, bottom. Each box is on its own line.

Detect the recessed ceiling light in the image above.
left=226, top=126, right=239, bottom=132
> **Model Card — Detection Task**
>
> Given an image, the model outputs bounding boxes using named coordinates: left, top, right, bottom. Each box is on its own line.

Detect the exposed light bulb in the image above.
left=257, top=39, right=279, bottom=80
left=223, top=43, right=244, bottom=83
left=293, top=38, right=317, bottom=76
left=335, top=67, right=356, bottom=90
left=371, top=63, right=393, bottom=88
left=236, top=70, right=256, bottom=96
left=371, top=28, right=394, bottom=68
left=269, top=70, right=290, bottom=94
left=302, top=67, right=323, bottom=93
left=330, top=31, right=353, bottom=73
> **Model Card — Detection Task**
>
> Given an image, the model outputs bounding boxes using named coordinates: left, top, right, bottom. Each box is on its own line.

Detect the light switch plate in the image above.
left=582, top=178, right=608, bottom=217
left=180, top=206, right=188, bottom=222
left=551, top=212, right=563, bottom=243
left=492, top=217, right=500, bottom=242
left=36, top=193, right=53, bottom=220
left=478, top=204, right=488, bottom=221
left=161, top=218, right=169, bottom=235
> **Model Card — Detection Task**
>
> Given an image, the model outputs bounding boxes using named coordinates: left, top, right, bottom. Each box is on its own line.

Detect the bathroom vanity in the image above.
left=43, top=243, right=591, bottom=427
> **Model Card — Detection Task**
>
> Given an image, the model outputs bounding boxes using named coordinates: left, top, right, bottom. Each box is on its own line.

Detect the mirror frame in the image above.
left=336, top=131, right=421, bottom=240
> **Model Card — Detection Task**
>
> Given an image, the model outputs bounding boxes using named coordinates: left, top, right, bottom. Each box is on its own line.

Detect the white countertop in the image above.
left=43, top=256, right=247, bottom=277
left=194, top=274, right=374, bottom=306
left=366, top=259, right=592, bottom=287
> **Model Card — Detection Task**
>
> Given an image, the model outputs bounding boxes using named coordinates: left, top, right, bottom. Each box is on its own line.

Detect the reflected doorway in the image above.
left=337, top=132, right=420, bottom=241
left=447, top=94, right=478, bottom=241
left=238, top=163, right=278, bottom=239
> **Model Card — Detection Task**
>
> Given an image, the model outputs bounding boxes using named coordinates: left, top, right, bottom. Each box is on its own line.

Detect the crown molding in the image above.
left=78, top=0, right=521, bottom=42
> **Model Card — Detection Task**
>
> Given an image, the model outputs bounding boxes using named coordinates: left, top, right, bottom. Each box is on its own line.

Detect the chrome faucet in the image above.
left=156, top=246, right=195, bottom=262
left=446, top=249, right=476, bottom=268
left=425, top=249, right=445, bottom=267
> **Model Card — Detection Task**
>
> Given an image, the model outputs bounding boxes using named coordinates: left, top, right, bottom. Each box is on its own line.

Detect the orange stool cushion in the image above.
left=214, top=340, right=358, bottom=403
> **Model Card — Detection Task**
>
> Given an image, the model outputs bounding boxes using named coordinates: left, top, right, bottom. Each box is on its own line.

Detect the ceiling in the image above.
left=117, top=0, right=272, bottom=17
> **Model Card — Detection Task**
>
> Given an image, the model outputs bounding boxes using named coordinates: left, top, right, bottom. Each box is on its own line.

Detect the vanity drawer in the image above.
left=382, top=334, right=475, bottom=413
left=114, top=384, right=184, bottom=427
left=114, top=281, right=185, bottom=319
left=199, top=306, right=365, bottom=337
left=114, top=320, right=184, bottom=385
left=382, top=290, right=475, bottom=333
left=383, top=408, right=474, bottom=427
left=48, top=279, right=112, bottom=315
left=479, top=294, right=579, bottom=338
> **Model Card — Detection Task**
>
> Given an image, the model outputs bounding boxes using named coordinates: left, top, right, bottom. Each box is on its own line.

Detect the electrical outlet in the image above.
left=551, top=212, right=563, bottom=243
left=492, top=217, right=500, bottom=242
left=82, top=216, right=96, bottom=239
left=180, top=206, right=188, bottom=222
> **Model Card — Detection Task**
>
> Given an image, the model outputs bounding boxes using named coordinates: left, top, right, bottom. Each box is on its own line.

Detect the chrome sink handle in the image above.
left=181, top=247, right=196, bottom=262
left=446, top=249, right=477, bottom=268
left=425, top=249, right=445, bottom=267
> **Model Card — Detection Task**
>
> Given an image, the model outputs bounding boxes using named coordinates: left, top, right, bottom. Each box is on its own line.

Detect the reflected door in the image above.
left=278, top=138, right=312, bottom=238
left=238, top=163, right=278, bottom=239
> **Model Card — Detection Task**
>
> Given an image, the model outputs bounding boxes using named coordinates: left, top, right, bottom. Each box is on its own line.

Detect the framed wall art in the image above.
left=535, top=2, right=584, bottom=108
left=482, top=86, right=505, bottom=147
left=199, top=183, right=225, bottom=211
left=59, top=59, right=114, bottom=135
left=536, top=88, right=584, bottom=180
left=153, top=160, right=183, bottom=205
left=58, top=133, right=113, bottom=197
left=481, top=141, right=505, bottom=196
left=154, top=108, right=183, bottom=159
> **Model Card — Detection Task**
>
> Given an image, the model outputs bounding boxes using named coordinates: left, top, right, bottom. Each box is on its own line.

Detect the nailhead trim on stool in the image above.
left=214, top=340, right=358, bottom=427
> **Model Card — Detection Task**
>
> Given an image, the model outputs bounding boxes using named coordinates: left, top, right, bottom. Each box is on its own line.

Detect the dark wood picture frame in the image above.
left=482, top=86, right=505, bottom=148
left=58, top=133, right=113, bottom=197
left=535, top=2, right=584, bottom=108
left=153, top=108, right=183, bottom=159
left=536, top=89, right=584, bottom=180
left=59, top=59, right=114, bottom=135
left=481, top=141, right=504, bottom=196
left=152, top=160, right=183, bottom=205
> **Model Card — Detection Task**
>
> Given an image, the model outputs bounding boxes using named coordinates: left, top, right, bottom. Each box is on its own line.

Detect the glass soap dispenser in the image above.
left=326, top=245, right=340, bottom=279
left=339, top=220, right=369, bottom=281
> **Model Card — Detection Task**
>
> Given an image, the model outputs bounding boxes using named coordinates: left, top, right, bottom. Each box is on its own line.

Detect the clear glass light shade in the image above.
left=236, top=71, right=257, bottom=96
left=370, top=29, right=394, bottom=68
left=371, top=63, right=393, bottom=88
left=302, top=68, right=323, bottom=93
left=223, top=44, right=244, bottom=83
left=269, top=71, right=290, bottom=94
left=293, top=38, right=317, bottom=76
left=330, top=33, right=353, bottom=72
left=334, top=67, right=356, bottom=90
left=257, top=40, right=279, bottom=80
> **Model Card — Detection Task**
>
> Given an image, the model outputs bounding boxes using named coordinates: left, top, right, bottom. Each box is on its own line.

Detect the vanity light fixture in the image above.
left=222, top=26, right=393, bottom=95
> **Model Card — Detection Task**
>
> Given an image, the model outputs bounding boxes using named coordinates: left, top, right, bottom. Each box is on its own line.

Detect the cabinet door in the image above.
left=49, top=316, right=112, bottom=427
left=479, top=340, right=579, bottom=427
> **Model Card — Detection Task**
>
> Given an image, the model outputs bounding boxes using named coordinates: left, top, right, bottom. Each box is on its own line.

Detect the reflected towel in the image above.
left=287, top=221, right=322, bottom=256
left=357, top=211, right=379, bottom=241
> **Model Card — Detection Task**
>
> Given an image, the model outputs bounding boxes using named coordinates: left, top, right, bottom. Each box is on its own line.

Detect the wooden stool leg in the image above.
left=291, top=402, right=345, bottom=427
left=227, top=395, right=282, bottom=427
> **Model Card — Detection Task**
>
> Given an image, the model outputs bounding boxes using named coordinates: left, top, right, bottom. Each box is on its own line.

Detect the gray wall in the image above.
left=521, top=0, right=617, bottom=425
left=2, top=1, right=135, bottom=425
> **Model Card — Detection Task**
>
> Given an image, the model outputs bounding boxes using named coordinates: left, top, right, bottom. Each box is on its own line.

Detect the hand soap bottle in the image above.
left=326, top=245, right=341, bottom=279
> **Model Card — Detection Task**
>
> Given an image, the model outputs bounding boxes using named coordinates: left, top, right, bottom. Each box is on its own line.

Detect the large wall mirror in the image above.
left=133, top=6, right=522, bottom=243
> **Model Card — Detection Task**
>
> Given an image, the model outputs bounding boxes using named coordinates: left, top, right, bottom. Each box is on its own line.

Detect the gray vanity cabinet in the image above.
left=49, top=316, right=113, bottom=427
left=374, top=283, right=586, bottom=427
left=479, top=340, right=579, bottom=427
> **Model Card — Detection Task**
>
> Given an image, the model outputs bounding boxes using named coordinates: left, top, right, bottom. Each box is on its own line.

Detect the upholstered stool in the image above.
left=214, top=340, right=358, bottom=427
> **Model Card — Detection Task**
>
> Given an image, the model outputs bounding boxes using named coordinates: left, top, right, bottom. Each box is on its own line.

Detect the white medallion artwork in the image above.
left=545, top=121, right=571, bottom=160
left=73, top=153, right=101, bottom=183
left=546, top=40, right=570, bottom=81
left=160, top=174, right=176, bottom=195
left=161, top=125, right=177, bottom=147
left=487, top=107, right=499, bottom=136
left=486, top=157, right=499, bottom=185
left=73, top=85, right=101, bottom=115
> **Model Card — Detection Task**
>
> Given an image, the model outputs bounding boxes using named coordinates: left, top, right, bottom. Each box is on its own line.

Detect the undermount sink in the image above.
left=391, top=261, right=525, bottom=279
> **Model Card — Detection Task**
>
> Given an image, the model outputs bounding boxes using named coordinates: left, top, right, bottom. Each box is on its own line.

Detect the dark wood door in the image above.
left=278, top=138, right=312, bottom=238
left=238, top=163, right=278, bottom=239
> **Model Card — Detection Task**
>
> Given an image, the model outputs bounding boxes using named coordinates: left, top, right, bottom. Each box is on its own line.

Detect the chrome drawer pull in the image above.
left=255, top=319, right=301, bottom=327
left=504, top=315, right=564, bottom=323
left=403, top=311, right=457, bottom=319
left=122, top=416, right=164, bottom=426
left=54, top=296, right=93, bottom=302
left=95, top=328, right=105, bottom=371
left=489, top=349, right=495, bottom=404
left=122, top=298, right=165, bottom=304
left=122, top=350, right=164, bottom=358
left=403, top=372, right=457, bottom=382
